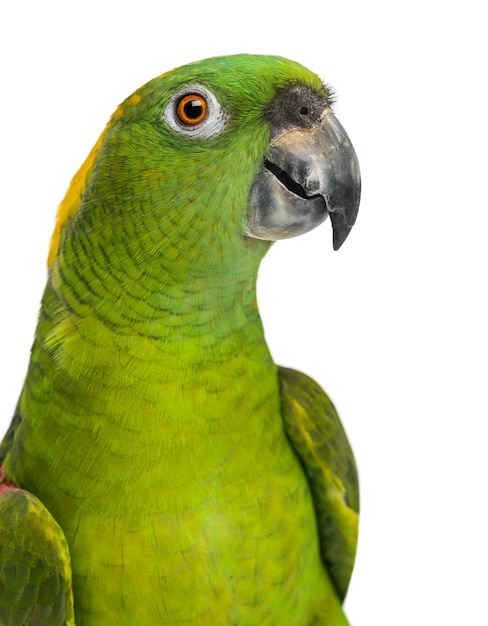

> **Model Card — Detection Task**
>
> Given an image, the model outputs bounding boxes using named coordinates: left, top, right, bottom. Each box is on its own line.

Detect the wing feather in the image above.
left=278, top=366, right=359, bottom=601
left=0, top=472, right=74, bottom=625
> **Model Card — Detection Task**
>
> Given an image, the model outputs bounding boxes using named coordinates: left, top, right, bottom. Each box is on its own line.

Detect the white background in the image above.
left=1, top=2, right=487, bottom=624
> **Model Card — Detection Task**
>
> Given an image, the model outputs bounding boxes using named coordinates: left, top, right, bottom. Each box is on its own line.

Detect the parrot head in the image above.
left=49, top=54, right=360, bottom=285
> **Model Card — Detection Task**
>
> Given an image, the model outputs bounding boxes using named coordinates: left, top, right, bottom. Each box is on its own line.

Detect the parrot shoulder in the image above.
left=0, top=474, right=74, bottom=625
left=278, top=365, right=359, bottom=601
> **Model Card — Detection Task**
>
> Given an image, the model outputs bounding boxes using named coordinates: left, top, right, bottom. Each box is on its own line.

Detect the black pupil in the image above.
left=183, top=99, right=204, bottom=120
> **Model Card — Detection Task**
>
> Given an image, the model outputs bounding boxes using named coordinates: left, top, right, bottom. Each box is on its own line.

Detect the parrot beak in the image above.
left=247, top=109, right=361, bottom=250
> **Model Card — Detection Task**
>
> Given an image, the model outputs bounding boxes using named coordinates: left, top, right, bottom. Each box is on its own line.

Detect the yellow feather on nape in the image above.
left=47, top=92, right=142, bottom=268
left=47, top=124, right=108, bottom=267
left=47, top=123, right=110, bottom=268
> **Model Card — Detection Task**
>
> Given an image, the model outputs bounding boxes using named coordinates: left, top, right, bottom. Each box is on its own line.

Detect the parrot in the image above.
left=0, top=54, right=361, bottom=625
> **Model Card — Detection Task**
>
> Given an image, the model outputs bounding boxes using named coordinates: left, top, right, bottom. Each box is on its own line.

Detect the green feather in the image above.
left=1, top=54, right=358, bottom=625
left=0, top=484, right=74, bottom=625
left=279, top=367, right=359, bottom=601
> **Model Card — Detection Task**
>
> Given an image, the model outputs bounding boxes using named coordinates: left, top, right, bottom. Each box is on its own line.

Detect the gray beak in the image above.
left=247, top=109, right=361, bottom=250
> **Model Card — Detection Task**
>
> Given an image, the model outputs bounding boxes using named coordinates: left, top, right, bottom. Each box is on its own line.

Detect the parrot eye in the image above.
left=176, top=94, right=207, bottom=125
left=163, top=85, right=228, bottom=138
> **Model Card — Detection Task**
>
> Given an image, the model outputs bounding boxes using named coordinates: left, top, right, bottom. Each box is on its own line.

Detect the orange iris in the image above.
left=176, top=94, right=208, bottom=125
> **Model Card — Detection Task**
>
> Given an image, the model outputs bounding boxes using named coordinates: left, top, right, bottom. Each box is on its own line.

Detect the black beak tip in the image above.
left=331, top=212, right=355, bottom=250
left=333, top=231, right=349, bottom=251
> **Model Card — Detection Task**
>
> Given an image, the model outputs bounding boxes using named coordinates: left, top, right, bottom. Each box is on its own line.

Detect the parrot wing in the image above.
left=0, top=467, right=74, bottom=625
left=278, top=366, right=359, bottom=601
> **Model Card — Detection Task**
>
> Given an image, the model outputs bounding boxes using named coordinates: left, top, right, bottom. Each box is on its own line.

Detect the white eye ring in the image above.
left=163, top=84, right=228, bottom=138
